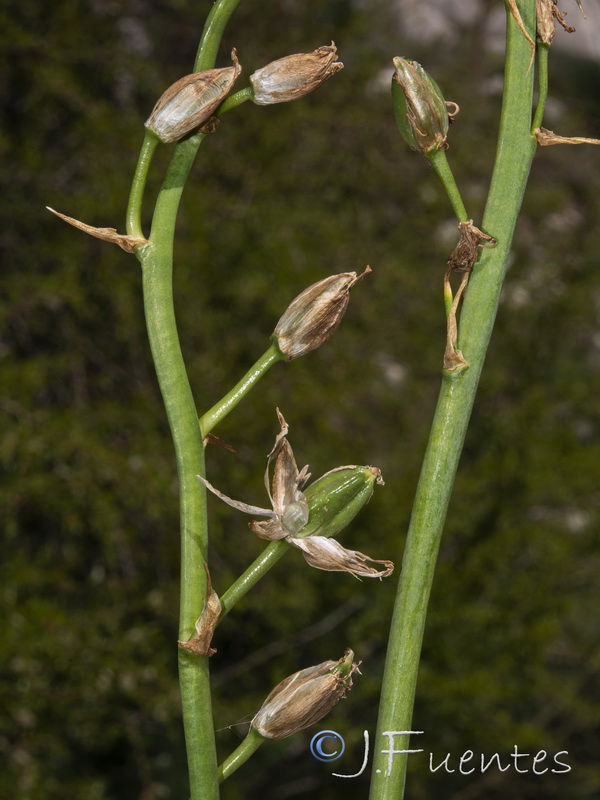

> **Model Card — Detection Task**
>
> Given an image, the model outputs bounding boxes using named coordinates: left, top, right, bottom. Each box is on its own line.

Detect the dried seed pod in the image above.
left=251, top=650, right=359, bottom=739
left=392, top=57, right=451, bottom=155
left=145, top=49, right=242, bottom=143
left=197, top=412, right=384, bottom=546
left=272, top=267, right=371, bottom=361
left=250, top=43, right=343, bottom=105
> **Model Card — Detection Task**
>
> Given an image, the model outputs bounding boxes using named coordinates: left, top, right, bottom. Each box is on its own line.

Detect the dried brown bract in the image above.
left=178, top=564, right=221, bottom=657
left=537, top=0, right=576, bottom=45
left=443, top=221, right=496, bottom=372
left=46, top=207, right=149, bottom=253
left=535, top=126, right=600, bottom=146
left=203, top=433, right=240, bottom=455
left=447, top=220, right=497, bottom=274
left=507, top=0, right=536, bottom=66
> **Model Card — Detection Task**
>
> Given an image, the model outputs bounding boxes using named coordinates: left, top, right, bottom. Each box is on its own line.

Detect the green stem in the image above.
left=443, top=272, right=453, bottom=317
left=200, top=344, right=282, bottom=436
left=140, top=137, right=217, bottom=800
left=369, top=3, right=537, bottom=798
left=218, top=86, right=253, bottom=115
left=194, top=0, right=245, bottom=71
left=427, top=148, right=469, bottom=222
left=218, top=728, right=265, bottom=782
left=126, top=131, right=159, bottom=238
left=219, top=540, right=289, bottom=620
left=532, top=43, right=549, bottom=131
left=137, top=1, right=245, bottom=798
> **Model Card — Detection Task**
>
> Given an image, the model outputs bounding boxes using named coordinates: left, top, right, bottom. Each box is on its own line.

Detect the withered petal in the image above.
left=249, top=519, right=289, bottom=541
left=197, top=474, right=276, bottom=519
left=288, top=535, right=394, bottom=579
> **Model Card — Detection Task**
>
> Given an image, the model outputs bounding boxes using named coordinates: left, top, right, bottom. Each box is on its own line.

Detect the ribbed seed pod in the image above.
left=391, top=57, right=450, bottom=154
left=145, top=49, right=242, bottom=143
left=251, top=650, right=358, bottom=739
left=272, top=267, right=371, bottom=361
left=250, top=43, right=343, bottom=106
left=299, top=465, right=384, bottom=540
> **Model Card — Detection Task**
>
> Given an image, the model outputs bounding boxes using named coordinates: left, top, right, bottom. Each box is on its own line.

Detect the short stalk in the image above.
left=200, top=344, right=283, bottom=436
left=218, top=86, right=253, bottom=115
left=427, top=148, right=469, bottom=222
left=443, top=273, right=454, bottom=317
left=219, top=540, right=289, bottom=620
left=369, top=3, right=538, bottom=798
left=219, top=728, right=265, bottom=782
left=126, top=131, right=159, bottom=238
left=532, top=43, right=549, bottom=131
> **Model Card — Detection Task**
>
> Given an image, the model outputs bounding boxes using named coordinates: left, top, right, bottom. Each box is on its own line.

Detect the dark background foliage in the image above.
left=1, top=0, right=599, bottom=798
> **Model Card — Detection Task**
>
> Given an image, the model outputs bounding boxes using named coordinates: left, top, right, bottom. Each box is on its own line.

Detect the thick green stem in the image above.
left=218, top=728, right=265, bottom=782
left=200, top=344, right=282, bottom=436
left=194, top=0, right=244, bottom=71
left=136, top=2, right=244, bottom=798
left=369, top=3, right=537, bottom=798
left=141, top=137, right=217, bottom=800
left=427, top=149, right=469, bottom=222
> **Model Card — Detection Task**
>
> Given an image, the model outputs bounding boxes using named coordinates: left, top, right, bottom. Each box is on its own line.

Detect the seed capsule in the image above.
left=251, top=649, right=359, bottom=739
left=250, top=43, right=343, bottom=106
left=391, top=57, right=450, bottom=154
left=145, top=49, right=242, bottom=143
left=299, top=465, right=384, bottom=540
left=272, top=267, right=371, bottom=361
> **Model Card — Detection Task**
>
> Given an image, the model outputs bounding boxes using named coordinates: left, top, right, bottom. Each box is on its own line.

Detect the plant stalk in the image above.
left=218, top=728, right=265, bottom=782
left=369, top=3, right=538, bottom=797
left=140, top=136, right=218, bottom=800
left=219, top=540, right=290, bottom=619
left=126, top=131, right=159, bottom=239
left=200, top=344, right=282, bottom=436
left=136, top=0, right=245, bottom=797
left=427, top=149, right=469, bottom=222
left=532, top=43, right=549, bottom=131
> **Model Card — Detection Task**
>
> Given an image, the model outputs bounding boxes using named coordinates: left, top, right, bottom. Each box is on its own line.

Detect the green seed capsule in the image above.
left=391, top=57, right=449, bottom=154
left=298, top=465, right=384, bottom=540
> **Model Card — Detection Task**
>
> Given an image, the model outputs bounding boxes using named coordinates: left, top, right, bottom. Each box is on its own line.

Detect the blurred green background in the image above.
left=2, top=0, right=599, bottom=798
